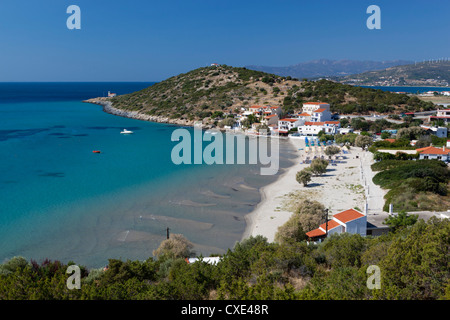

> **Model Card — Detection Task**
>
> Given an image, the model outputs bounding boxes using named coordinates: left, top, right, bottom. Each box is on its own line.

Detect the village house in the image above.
left=430, top=109, right=450, bottom=123
left=302, top=102, right=330, bottom=114
left=306, top=208, right=367, bottom=242
left=310, top=108, right=333, bottom=122
left=297, top=121, right=340, bottom=136
left=420, top=125, right=448, bottom=138
left=278, top=118, right=304, bottom=133
left=416, top=146, right=450, bottom=162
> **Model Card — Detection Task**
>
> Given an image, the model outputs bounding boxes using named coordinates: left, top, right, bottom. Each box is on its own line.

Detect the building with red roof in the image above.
left=417, top=146, right=450, bottom=162
left=306, top=208, right=367, bottom=241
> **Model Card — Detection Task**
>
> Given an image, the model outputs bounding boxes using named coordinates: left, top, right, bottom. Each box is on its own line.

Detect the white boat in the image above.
left=120, top=129, right=133, bottom=134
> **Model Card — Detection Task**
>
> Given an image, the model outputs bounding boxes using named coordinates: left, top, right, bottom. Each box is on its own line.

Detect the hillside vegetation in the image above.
left=109, top=65, right=435, bottom=126
left=0, top=217, right=448, bottom=300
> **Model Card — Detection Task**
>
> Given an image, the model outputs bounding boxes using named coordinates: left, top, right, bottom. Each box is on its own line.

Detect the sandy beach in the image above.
left=242, top=138, right=385, bottom=242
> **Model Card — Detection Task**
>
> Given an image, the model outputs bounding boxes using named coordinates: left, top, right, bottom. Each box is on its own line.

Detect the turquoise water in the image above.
left=0, top=83, right=296, bottom=267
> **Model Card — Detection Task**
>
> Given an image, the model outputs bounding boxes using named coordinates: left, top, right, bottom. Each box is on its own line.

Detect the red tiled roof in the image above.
left=384, top=139, right=396, bottom=143
left=306, top=228, right=326, bottom=238
left=325, top=121, right=340, bottom=125
left=304, top=121, right=325, bottom=126
left=265, top=114, right=277, bottom=118
left=332, top=209, right=365, bottom=224
left=298, top=113, right=311, bottom=117
left=313, top=108, right=326, bottom=113
left=319, top=219, right=341, bottom=231
left=280, top=118, right=298, bottom=122
left=416, top=146, right=450, bottom=155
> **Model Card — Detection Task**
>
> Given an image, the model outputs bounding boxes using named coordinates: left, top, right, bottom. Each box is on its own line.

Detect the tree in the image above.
left=275, top=200, right=325, bottom=244
left=153, top=234, right=195, bottom=260
left=355, top=135, right=373, bottom=149
left=295, top=199, right=327, bottom=232
left=324, top=146, right=340, bottom=157
left=296, top=168, right=312, bottom=187
left=383, top=210, right=418, bottom=232
left=309, top=158, right=328, bottom=176
left=275, top=215, right=307, bottom=244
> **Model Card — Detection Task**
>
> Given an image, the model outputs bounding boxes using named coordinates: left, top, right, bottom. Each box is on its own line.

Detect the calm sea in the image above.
left=363, top=85, right=450, bottom=94
left=0, top=83, right=296, bottom=268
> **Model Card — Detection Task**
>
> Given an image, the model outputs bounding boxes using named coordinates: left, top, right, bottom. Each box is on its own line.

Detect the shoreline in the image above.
left=241, top=138, right=303, bottom=242
left=83, top=98, right=200, bottom=128
left=83, top=97, right=372, bottom=245
left=242, top=141, right=377, bottom=242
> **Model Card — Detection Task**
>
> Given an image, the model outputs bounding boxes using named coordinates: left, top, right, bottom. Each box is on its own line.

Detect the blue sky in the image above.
left=0, top=0, right=449, bottom=81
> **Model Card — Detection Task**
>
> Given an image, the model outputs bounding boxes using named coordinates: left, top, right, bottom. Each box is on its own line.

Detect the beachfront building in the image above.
left=107, top=91, right=117, bottom=98
left=297, top=112, right=312, bottom=122
left=302, top=102, right=330, bottom=114
left=297, top=121, right=340, bottom=136
left=310, top=108, right=333, bottom=122
left=416, top=146, right=450, bottom=162
left=306, top=208, right=367, bottom=242
left=278, top=118, right=304, bottom=133
left=263, top=114, right=279, bottom=126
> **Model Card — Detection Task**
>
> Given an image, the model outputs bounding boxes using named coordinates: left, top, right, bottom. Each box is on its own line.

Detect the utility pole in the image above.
left=324, top=209, right=329, bottom=237
left=166, top=227, right=170, bottom=240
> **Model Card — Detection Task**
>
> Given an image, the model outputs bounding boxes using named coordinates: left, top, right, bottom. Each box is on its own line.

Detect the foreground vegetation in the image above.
left=0, top=217, right=448, bottom=300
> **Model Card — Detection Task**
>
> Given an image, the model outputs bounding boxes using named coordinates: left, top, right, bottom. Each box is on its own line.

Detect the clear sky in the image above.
left=0, top=0, right=449, bottom=81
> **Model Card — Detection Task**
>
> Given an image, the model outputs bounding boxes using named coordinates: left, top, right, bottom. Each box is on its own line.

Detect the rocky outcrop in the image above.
left=83, top=98, right=210, bottom=128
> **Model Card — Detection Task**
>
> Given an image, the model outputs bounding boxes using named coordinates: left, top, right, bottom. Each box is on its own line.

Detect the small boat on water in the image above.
left=93, top=150, right=101, bottom=154
left=120, top=129, right=133, bottom=134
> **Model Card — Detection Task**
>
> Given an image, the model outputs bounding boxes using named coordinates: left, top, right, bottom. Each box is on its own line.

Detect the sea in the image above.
left=0, top=82, right=297, bottom=268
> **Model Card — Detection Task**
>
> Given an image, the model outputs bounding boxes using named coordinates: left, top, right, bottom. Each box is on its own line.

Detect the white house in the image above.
left=420, top=125, right=448, bottom=138
left=263, top=114, right=279, bottom=126
left=306, top=208, right=367, bottom=240
left=430, top=109, right=450, bottom=123
left=107, top=91, right=117, bottom=98
left=310, top=108, right=333, bottom=122
left=278, top=118, right=304, bottom=132
left=416, top=146, right=450, bottom=162
left=297, top=121, right=340, bottom=136
left=302, top=102, right=330, bottom=114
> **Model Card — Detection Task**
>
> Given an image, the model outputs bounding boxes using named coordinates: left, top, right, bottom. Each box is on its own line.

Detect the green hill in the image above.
left=106, top=65, right=436, bottom=124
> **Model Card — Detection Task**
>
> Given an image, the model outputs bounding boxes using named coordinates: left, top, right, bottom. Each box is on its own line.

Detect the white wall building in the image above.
left=306, top=209, right=367, bottom=240
left=420, top=125, right=448, bottom=138
left=416, top=146, right=450, bottom=162
left=302, top=102, right=330, bottom=114
left=297, top=121, right=340, bottom=136
left=278, top=118, right=304, bottom=132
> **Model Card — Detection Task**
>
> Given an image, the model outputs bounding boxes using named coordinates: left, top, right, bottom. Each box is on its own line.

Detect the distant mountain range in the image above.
left=337, top=60, right=450, bottom=87
left=245, top=59, right=414, bottom=80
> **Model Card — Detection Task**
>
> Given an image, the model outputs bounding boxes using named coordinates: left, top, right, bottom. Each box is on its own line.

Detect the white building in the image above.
left=297, top=121, right=340, bottom=136
left=278, top=118, right=304, bottom=133
left=416, top=146, right=450, bottom=162
left=306, top=208, right=367, bottom=240
left=420, top=125, right=448, bottom=138
left=302, top=102, right=330, bottom=114
left=311, top=108, right=333, bottom=122
left=430, top=109, right=450, bottom=123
